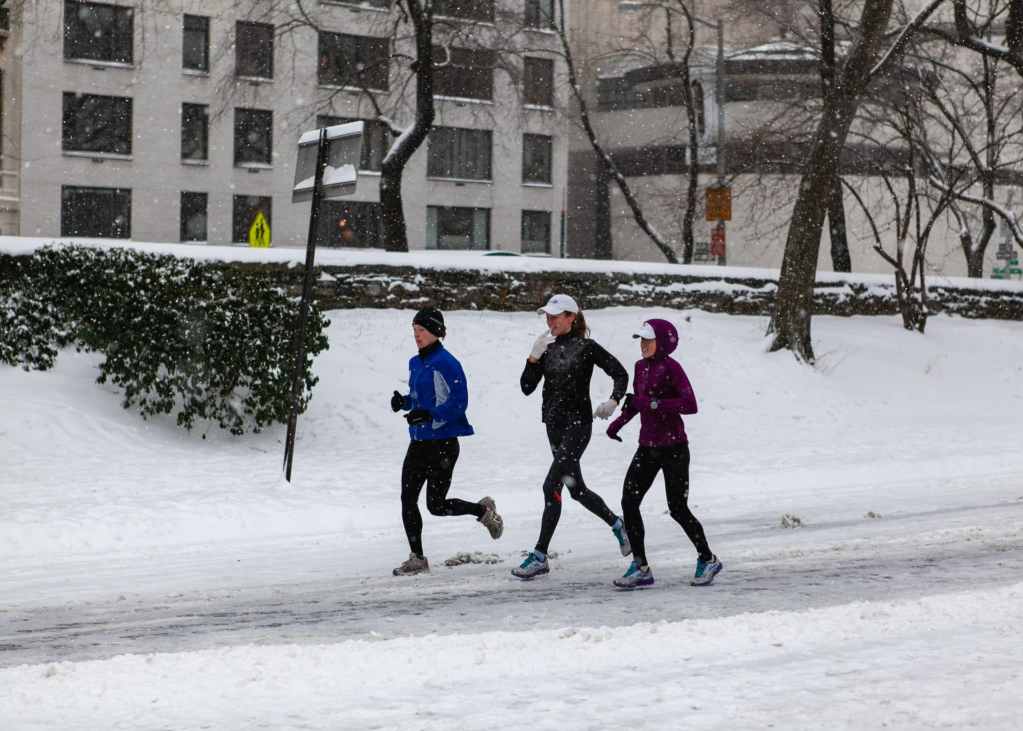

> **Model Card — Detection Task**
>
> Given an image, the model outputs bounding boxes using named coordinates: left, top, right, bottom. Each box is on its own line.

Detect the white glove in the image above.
left=593, top=399, right=618, bottom=419
left=529, top=332, right=555, bottom=361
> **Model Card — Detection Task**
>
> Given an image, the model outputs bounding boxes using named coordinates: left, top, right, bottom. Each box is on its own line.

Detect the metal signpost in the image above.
left=283, top=121, right=364, bottom=482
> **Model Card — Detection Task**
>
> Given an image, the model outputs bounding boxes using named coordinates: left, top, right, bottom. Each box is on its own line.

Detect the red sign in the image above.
left=710, top=222, right=726, bottom=257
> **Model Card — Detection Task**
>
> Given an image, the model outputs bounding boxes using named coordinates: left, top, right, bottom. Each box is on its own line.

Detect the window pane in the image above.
left=232, top=195, right=272, bottom=243
left=317, top=200, right=384, bottom=247
left=183, top=15, right=209, bottom=71
left=318, top=32, right=390, bottom=91
left=63, top=0, right=133, bottom=64
left=428, top=206, right=489, bottom=250
left=521, top=210, right=551, bottom=253
left=428, top=127, right=491, bottom=180
left=433, top=46, right=494, bottom=100
left=522, top=133, right=552, bottom=184
left=525, top=0, right=554, bottom=29
left=317, top=115, right=389, bottom=171
left=181, top=103, right=209, bottom=161
left=234, top=108, right=273, bottom=165
left=62, top=92, right=132, bottom=155
left=434, top=0, right=494, bottom=22
left=524, top=57, right=554, bottom=106
left=61, top=186, right=131, bottom=238
left=180, top=192, right=208, bottom=241
left=236, top=21, right=274, bottom=79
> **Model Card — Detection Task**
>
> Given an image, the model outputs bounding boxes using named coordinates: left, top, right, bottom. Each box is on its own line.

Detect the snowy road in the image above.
left=4, top=492, right=1021, bottom=668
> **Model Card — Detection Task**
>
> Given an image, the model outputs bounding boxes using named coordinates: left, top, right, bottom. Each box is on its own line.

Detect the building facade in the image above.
left=1, top=0, right=569, bottom=253
left=566, top=0, right=1019, bottom=278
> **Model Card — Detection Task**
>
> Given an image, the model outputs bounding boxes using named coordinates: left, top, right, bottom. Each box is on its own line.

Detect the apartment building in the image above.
left=1, top=0, right=568, bottom=252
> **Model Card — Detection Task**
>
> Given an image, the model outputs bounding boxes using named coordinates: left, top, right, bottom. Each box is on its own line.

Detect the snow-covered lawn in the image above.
left=2, top=308, right=1022, bottom=729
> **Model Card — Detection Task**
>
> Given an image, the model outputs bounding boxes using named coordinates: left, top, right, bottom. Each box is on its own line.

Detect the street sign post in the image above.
left=283, top=121, right=364, bottom=482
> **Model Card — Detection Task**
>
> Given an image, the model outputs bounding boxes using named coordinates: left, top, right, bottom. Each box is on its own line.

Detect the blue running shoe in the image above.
left=612, top=518, right=632, bottom=557
left=613, top=561, right=654, bottom=589
left=511, top=551, right=549, bottom=579
left=691, top=555, right=722, bottom=586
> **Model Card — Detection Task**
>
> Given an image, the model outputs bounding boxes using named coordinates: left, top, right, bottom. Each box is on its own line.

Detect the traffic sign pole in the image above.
left=283, top=128, right=328, bottom=482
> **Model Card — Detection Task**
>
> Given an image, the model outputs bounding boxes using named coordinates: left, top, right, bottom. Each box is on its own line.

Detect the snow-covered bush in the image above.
left=0, top=245, right=329, bottom=434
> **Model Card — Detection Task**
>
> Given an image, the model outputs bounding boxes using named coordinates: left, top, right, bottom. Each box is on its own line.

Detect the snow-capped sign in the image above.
left=292, top=121, right=364, bottom=203
left=248, top=211, right=271, bottom=248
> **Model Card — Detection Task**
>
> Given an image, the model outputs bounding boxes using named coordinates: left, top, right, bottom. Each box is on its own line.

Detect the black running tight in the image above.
left=620, top=443, right=712, bottom=567
left=401, top=438, right=483, bottom=557
left=535, top=420, right=618, bottom=554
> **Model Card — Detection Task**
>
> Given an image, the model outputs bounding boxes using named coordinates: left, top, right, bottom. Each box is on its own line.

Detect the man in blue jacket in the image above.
left=390, top=307, right=504, bottom=576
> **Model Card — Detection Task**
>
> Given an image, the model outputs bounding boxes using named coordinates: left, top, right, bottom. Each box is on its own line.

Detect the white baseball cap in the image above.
left=538, top=293, right=579, bottom=315
left=633, top=322, right=656, bottom=339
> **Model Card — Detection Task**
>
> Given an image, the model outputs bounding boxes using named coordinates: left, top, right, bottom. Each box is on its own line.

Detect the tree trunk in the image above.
left=594, top=162, right=613, bottom=259
left=381, top=1, right=435, bottom=252
left=828, top=175, right=852, bottom=272
left=769, top=0, right=896, bottom=361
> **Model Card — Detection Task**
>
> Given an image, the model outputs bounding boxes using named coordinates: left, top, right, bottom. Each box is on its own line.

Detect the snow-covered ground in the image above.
left=2, top=308, right=1022, bottom=729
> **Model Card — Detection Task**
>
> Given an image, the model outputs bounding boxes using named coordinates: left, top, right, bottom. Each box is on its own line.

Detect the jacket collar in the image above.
left=418, top=340, right=444, bottom=359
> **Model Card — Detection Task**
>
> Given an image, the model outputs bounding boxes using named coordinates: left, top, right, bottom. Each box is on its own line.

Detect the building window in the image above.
left=427, top=206, right=490, bottom=250
left=180, top=192, right=208, bottom=241
left=233, top=195, right=272, bottom=244
left=318, top=32, right=390, bottom=91
left=433, top=46, right=494, bottom=100
left=521, top=210, right=551, bottom=253
left=61, top=186, right=131, bottom=238
left=62, top=92, right=132, bottom=156
left=236, top=21, right=274, bottom=79
left=234, top=108, right=273, bottom=166
left=183, top=15, right=209, bottom=72
left=317, top=200, right=384, bottom=248
left=428, top=127, right=492, bottom=181
left=522, top=133, right=552, bottom=184
left=692, top=81, right=706, bottom=136
left=63, top=0, right=133, bottom=64
left=525, top=0, right=554, bottom=29
left=524, top=57, right=554, bottom=107
left=434, top=0, right=494, bottom=22
left=181, top=103, right=209, bottom=161
left=317, top=115, right=389, bottom=172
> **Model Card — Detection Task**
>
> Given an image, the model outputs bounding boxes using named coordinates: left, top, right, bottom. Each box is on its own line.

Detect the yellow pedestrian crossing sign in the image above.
left=248, top=211, right=271, bottom=248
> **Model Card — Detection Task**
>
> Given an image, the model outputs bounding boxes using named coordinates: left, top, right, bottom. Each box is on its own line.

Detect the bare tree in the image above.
left=767, top=0, right=945, bottom=362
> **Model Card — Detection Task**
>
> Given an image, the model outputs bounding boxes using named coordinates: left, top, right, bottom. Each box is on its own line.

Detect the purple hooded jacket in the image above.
left=606, top=319, right=697, bottom=447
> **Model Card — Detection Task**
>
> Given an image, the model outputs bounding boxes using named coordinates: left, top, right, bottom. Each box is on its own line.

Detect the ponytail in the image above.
left=571, top=310, right=590, bottom=338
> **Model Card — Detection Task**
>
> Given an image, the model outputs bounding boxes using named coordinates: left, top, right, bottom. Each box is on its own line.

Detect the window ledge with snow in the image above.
left=63, top=151, right=133, bottom=162
left=524, top=104, right=555, bottom=112
left=427, top=177, right=493, bottom=185
left=236, top=75, right=273, bottom=85
left=65, top=58, right=134, bottom=71
left=522, top=181, right=554, bottom=188
left=434, top=95, right=494, bottom=106
left=235, top=162, right=273, bottom=170
left=181, top=158, right=210, bottom=166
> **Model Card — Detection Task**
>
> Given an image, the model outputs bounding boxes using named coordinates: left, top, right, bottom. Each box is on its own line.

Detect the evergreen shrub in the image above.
left=0, top=245, right=329, bottom=434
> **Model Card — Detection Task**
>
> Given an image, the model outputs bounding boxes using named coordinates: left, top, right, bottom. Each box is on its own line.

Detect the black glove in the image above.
left=607, top=432, right=623, bottom=442
left=391, top=390, right=404, bottom=413
left=622, top=393, right=635, bottom=411
left=405, top=409, right=431, bottom=425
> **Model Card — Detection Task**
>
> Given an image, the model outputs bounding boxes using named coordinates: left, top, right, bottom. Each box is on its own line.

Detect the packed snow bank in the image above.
left=3, top=582, right=1021, bottom=730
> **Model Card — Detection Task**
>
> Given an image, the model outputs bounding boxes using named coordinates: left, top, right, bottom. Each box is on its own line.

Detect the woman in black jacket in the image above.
left=513, top=294, right=631, bottom=579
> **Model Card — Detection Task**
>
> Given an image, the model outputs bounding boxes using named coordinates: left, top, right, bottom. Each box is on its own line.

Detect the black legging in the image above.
left=621, top=443, right=712, bottom=567
left=535, top=420, right=618, bottom=554
left=401, top=438, right=484, bottom=557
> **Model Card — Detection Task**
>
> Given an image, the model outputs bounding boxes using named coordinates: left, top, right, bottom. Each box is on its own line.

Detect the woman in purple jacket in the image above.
left=605, top=318, right=721, bottom=589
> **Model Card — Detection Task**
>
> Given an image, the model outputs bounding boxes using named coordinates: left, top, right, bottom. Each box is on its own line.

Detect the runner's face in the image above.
left=413, top=324, right=438, bottom=350
left=641, top=337, right=657, bottom=359
left=546, top=312, right=575, bottom=336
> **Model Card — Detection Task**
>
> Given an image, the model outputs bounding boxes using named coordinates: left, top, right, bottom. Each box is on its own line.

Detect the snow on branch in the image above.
left=869, top=0, right=948, bottom=79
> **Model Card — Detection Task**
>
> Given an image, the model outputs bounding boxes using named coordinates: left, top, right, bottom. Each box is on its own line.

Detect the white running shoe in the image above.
left=613, top=561, right=654, bottom=589
left=392, top=553, right=430, bottom=576
left=691, top=555, right=722, bottom=586
left=511, top=551, right=549, bottom=579
left=612, top=518, right=632, bottom=557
